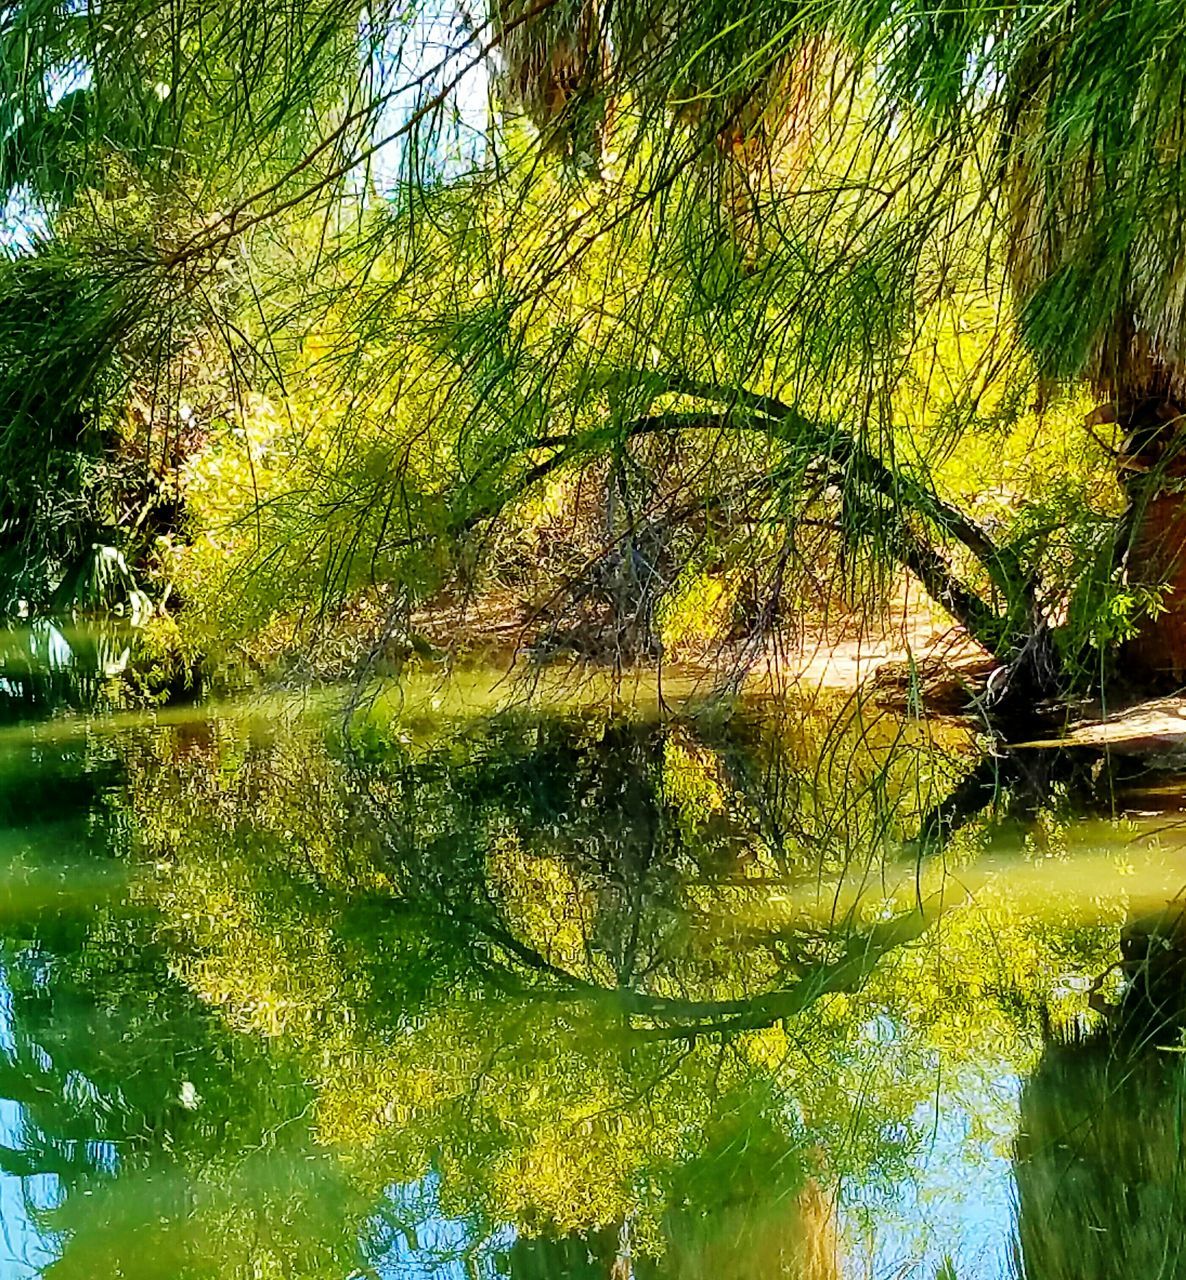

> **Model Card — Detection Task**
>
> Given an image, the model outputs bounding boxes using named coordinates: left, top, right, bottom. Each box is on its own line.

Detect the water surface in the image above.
left=0, top=656, right=1178, bottom=1278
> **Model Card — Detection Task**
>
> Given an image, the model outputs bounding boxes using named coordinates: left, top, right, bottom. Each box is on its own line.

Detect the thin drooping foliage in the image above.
left=1, top=0, right=1185, bottom=702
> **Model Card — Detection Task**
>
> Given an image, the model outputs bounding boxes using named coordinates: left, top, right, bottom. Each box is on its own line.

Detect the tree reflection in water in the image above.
left=0, top=691, right=1172, bottom=1275
left=1014, top=899, right=1186, bottom=1280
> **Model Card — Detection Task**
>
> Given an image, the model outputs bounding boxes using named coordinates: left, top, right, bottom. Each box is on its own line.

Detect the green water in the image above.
left=0, top=647, right=1180, bottom=1278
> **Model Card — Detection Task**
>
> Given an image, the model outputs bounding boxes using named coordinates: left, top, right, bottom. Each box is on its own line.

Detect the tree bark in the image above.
left=1110, top=395, right=1186, bottom=686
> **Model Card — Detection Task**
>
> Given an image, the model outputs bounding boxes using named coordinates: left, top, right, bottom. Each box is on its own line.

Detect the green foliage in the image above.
left=0, top=0, right=1184, bottom=691
left=0, top=253, right=136, bottom=604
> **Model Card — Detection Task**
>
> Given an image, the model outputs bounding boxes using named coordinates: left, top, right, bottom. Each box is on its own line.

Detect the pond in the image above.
left=0, top=645, right=1179, bottom=1278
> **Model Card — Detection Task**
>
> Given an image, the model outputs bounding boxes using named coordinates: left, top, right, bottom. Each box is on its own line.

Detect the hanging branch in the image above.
left=457, top=382, right=1057, bottom=695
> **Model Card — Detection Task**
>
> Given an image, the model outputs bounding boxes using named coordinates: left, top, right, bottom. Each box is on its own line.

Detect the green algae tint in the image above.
left=0, top=649, right=1176, bottom=1277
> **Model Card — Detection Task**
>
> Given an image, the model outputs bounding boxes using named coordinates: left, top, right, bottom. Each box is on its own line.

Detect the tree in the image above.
left=3, top=1, right=1186, bottom=707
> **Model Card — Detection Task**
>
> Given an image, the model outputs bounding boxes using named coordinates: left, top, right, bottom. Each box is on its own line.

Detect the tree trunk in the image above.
left=1113, top=395, right=1186, bottom=686
left=1124, top=491, right=1186, bottom=681
left=602, top=460, right=668, bottom=661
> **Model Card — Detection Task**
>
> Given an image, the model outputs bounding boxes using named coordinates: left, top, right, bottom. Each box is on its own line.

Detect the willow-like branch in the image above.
left=469, top=388, right=1042, bottom=670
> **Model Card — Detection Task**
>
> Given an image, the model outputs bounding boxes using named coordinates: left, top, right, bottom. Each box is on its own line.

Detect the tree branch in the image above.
left=479, top=404, right=1028, bottom=665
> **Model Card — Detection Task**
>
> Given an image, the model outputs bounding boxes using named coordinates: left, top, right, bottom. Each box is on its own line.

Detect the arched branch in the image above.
left=466, top=391, right=1051, bottom=683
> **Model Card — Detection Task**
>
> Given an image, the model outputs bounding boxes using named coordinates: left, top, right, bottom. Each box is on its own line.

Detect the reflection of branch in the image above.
left=459, top=911, right=604, bottom=993
left=899, top=751, right=1016, bottom=864
left=477, top=889, right=958, bottom=1042
left=627, top=889, right=958, bottom=1040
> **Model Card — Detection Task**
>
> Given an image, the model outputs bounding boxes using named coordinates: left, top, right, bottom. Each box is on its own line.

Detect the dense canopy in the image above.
left=0, top=0, right=1185, bottom=705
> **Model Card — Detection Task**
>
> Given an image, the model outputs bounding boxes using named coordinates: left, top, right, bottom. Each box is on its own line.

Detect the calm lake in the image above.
left=0, top=629, right=1180, bottom=1278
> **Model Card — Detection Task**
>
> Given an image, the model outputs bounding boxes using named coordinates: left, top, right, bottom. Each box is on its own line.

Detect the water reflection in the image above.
left=0, top=688, right=1173, bottom=1274
left=0, top=621, right=135, bottom=719
left=1014, top=900, right=1186, bottom=1280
